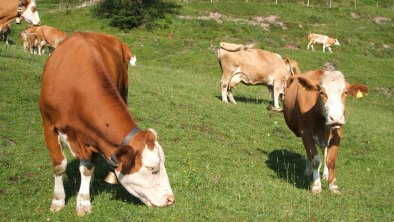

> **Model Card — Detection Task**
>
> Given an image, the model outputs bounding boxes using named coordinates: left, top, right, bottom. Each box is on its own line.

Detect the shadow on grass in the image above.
left=215, top=95, right=271, bottom=105
left=64, top=157, right=143, bottom=206
left=258, top=148, right=310, bottom=190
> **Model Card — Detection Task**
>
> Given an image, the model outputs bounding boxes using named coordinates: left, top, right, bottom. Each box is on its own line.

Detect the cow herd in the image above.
left=1, top=0, right=369, bottom=217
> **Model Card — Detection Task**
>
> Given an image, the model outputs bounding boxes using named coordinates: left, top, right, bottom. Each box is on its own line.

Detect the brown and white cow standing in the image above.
left=39, top=32, right=171, bottom=216
left=307, top=33, right=340, bottom=53
left=0, top=22, right=11, bottom=44
left=0, top=0, right=40, bottom=25
left=218, top=42, right=297, bottom=111
left=283, top=69, right=368, bottom=193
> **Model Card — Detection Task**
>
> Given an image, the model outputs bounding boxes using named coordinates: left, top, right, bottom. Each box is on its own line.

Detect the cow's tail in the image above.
left=284, top=57, right=295, bottom=76
left=227, top=67, right=250, bottom=90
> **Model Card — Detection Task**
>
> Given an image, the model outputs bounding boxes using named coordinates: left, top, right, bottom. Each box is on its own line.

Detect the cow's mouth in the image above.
left=328, top=123, right=342, bottom=129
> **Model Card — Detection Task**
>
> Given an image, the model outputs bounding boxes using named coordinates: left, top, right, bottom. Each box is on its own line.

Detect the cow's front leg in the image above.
left=322, top=147, right=329, bottom=180
left=326, top=145, right=340, bottom=194
left=302, top=135, right=322, bottom=193
left=311, top=44, right=315, bottom=51
left=328, top=47, right=333, bottom=53
left=76, top=159, right=94, bottom=217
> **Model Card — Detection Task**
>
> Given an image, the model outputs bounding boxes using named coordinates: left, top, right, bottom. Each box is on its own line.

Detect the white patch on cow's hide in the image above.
left=58, top=132, right=76, bottom=157
left=115, top=141, right=174, bottom=207
left=267, top=74, right=274, bottom=86
left=320, top=71, right=347, bottom=126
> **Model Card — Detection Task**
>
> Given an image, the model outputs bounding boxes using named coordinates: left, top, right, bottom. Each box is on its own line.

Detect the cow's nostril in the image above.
left=166, top=195, right=175, bottom=205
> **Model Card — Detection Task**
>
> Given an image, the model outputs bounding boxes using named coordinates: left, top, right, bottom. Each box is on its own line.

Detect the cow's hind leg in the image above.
left=76, top=159, right=95, bottom=217
left=220, top=77, right=230, bottom=103
left=43, top=121, right=67, bottom=212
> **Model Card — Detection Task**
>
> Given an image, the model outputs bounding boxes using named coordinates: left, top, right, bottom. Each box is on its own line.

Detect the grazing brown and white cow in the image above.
left=307, top=33, right=340, bottom=53
left=0, top=22, right=11, bottom=44
left=23, top=25, right=67, bottom=55
left=283, top=69, right=368, bottom=193
left=39, top=32, right=172, bottom=216
left=0, top=0, right=40, bottom=25
left=218, top=42, right=297, bottom=111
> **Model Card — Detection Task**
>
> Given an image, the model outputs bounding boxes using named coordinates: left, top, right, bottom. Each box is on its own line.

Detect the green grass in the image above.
left=1, top=0, right=393, bottom=221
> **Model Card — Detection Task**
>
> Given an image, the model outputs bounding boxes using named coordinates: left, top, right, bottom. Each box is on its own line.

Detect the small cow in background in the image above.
left=0, top=22, right=11, bottom=44
left=307, top=33, right=340, bottom=53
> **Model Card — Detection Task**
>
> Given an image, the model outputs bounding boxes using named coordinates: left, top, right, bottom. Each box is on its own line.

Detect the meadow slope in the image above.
left=0, top=0, right=393, bottom=221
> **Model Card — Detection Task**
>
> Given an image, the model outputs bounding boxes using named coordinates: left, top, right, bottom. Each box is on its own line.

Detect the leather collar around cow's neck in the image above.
left=17, top=0, right=23, bottom=17
left=106, top=126, right=141, bottom=169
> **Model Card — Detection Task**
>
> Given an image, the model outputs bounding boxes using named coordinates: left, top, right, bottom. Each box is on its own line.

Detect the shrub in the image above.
left=93, top=0, right=179, bottom=30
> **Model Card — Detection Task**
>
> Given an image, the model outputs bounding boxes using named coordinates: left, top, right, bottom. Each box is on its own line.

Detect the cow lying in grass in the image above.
left=218, top=42, right=298, bottom=111
left=307, top=33, right=340, bottom=53
left=283, top=68, right=368, bottom=193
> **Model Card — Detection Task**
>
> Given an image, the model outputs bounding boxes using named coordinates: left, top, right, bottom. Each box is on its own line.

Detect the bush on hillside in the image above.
left=93, top=0, right=179, bottom=30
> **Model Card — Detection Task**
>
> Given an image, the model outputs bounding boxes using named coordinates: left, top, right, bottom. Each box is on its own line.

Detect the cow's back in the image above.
left=219, top=48, right=287, bottom=82
left=40, top=32, right=130, bottom=127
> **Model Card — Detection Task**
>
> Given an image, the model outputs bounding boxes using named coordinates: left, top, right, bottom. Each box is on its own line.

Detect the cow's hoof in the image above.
left=329, top=184, right=341, bottom=194
left=311, top=183, right=322, bottom=194
left=50, top=199, right=65, bottom=212
left=330, top=188, right=341, bottom=194
left=267, top=105, right=283, bottom=112
left=76, top=194, right=92, bottom=217
left=76, top=205, right=92, bottom=217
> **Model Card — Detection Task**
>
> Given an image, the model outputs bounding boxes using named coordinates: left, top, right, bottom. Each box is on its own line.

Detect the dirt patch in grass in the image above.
left=178, top=12, right=287, bottom=30
left=374, top=87, right=393, bottom=97
left=370, top=16, right=391, bottom=24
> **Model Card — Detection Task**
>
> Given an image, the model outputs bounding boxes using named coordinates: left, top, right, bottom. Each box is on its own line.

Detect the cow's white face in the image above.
left=21, top=1, right=40, bottom=25
left=318, top=71, right=347, bottom=128
left=129, top=56, right=137, bottom=66
left=115, top=137, right=174, bottom=207
left=333, top=39, right=340, bottom=46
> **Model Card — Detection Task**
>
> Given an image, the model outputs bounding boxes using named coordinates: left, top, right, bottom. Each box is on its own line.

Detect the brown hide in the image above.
left=39, top=32, right=136, bottom=165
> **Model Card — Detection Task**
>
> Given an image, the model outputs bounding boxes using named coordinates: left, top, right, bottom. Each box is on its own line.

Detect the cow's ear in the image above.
left=144, top=129, right=157, bottom=149
left=298, top=76, right=319, bottom=91
left=286, top=76, right=295, bottom=88
left=346, top=83, right=369, bottom=98
left=115, top=145, right=135, bottom=174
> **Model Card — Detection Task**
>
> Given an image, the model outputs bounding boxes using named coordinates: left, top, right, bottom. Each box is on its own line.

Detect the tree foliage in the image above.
left=93, top=0, right=177, bottom=30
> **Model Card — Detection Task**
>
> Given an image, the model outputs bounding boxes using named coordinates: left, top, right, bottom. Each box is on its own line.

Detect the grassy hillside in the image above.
left=0, top=0, right=393, bottom=221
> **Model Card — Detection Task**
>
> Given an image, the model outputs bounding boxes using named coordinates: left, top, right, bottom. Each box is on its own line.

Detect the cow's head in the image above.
left=298, top=71, right=368, bottom=129
left=114, top=129, right=174, bottom=207
left=16, top=0, right=40, bottom=25
left=333, top=38, right=340, bottom=46
left=284, top=58, right=301, bottom=76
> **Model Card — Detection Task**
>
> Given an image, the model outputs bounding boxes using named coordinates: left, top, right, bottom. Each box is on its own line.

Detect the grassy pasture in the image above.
left=0, top=0, right=393, bottom=221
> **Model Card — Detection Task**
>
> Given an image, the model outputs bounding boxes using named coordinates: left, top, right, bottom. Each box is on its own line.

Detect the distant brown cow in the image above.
left=283, top=68, right=368, bottom=193
left=22, top=25, right=67, bottom=55
left=218, top=42, right=297, bottom=111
